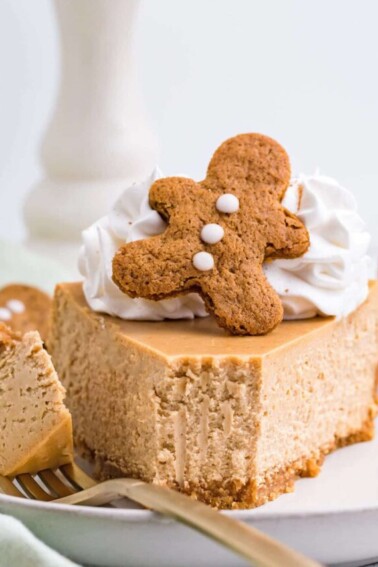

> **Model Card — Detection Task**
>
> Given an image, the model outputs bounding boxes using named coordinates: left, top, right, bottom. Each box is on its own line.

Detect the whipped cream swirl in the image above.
left=79, top=169, right=207, bottom=320
left=79, top=169, right=372, bottom=321
left=264, top=173, right=372, bottom=319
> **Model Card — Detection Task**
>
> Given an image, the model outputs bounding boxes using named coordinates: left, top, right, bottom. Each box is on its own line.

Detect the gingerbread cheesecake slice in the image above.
left=50, top=282, right=378, bottom=509
left=0, top=324, right=73, bottom=476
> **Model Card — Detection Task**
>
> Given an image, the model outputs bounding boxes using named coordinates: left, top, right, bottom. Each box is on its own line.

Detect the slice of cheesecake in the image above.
left=49, top=282, right=378, bottom=509
left=0, top=324, right=73, bottom=476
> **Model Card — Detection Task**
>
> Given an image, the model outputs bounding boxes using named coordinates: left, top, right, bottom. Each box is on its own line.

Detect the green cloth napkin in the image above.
left=0, top=514, right=80, bottom=567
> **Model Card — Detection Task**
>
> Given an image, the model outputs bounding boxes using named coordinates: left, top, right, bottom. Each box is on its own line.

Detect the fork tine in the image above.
left=38, top=470, right=76, bottom=497
left=60, top=463, right=97, bottom=490
left=0, top=476, right=25, bottom=498
left=16, top=474, right=54, bottom=501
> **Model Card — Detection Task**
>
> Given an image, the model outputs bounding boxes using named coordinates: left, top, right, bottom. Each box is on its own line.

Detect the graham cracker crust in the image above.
left=182, top=411, right=376, bottom=510
left=75, top=410, right=376, bottom=510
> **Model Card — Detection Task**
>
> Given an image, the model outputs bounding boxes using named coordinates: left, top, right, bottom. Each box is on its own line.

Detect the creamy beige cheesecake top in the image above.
left=61, top=282, right=357, bottom=358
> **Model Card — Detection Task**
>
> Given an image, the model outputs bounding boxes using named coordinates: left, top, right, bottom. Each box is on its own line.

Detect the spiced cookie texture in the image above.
left=0, top=284, right=52, bottom=342
left=112, top=134, right=310, bottom=335
left=0, top=322, right=19, bottom=353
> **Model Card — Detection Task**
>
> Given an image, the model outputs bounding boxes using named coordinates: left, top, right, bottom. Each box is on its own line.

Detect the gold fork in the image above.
left=0, top=463, right=321, bottom=567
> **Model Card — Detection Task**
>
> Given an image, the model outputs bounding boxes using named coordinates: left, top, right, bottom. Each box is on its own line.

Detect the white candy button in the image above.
left=216, top=193, right=239, bottom=214
left=0, top=308, right=11, bottom=321
left=193, top=251, right=214, bottom=271
left=200, top=223, right=224, bottom=244
left=7, top=300, right=25, bottom=314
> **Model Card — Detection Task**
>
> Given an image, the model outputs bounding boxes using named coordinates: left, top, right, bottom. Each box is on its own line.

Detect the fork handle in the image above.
left=57, top=478, right=321, bottom=567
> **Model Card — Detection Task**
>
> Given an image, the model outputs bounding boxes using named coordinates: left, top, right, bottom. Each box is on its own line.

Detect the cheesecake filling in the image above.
left=0, top=325, right=73, bottom=476
left=49, top=282, right=378, bottom=509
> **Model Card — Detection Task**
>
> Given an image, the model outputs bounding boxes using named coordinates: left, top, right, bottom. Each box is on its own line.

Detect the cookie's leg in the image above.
left=200, top=265, right=284, bottom=335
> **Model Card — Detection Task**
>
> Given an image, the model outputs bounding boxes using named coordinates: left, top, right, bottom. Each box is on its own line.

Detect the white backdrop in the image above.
left=0, top=0, right=377, bottom=242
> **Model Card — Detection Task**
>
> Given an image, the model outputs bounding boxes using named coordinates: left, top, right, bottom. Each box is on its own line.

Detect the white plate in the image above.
left=1, top=422, right=378, bottom=567
left=1, top=258, right=377, bottom=567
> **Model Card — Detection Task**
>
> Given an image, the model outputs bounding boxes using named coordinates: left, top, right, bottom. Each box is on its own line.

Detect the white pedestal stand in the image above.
left=24, top=0, right=157, bottom=276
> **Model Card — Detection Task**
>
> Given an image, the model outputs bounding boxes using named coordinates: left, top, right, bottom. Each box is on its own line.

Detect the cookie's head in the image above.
left=206, top=133, right=291, bottom=201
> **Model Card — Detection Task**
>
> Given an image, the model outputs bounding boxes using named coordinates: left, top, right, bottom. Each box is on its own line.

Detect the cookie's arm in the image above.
left=112, top=234, right=198, bottom=300
left=150, top=178, right=199, bottom=221
left=265, top=209, right=310, bottom=260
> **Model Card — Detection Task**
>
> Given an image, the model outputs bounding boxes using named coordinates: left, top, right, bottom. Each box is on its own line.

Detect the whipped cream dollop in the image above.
left=264, top=173, right=372, bottom=319
left=79, top=169, right=372, bottom=321
left=79, top=169, right=207, bottom=320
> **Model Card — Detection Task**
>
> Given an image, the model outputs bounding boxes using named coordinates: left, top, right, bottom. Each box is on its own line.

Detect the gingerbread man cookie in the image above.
left=0, top=284, right=52, bottom=342
left=113, top=134, right=310, bottom=335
